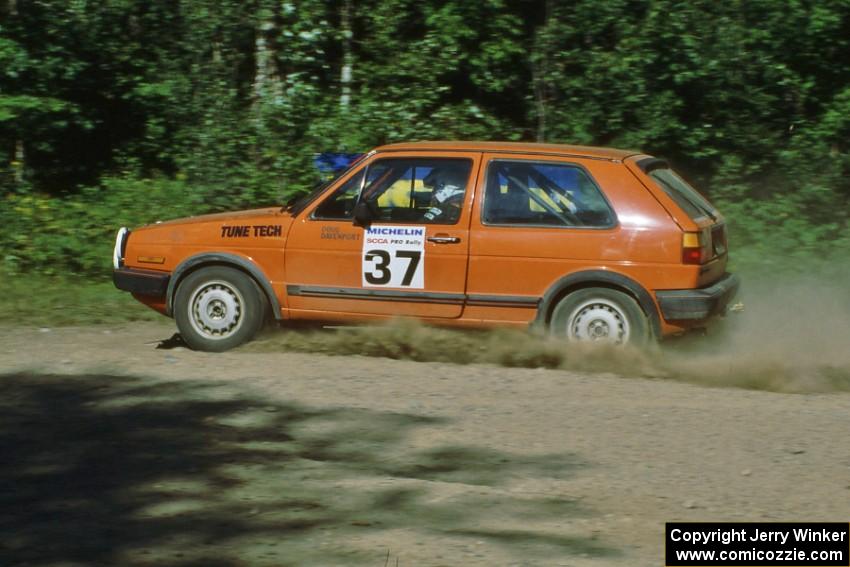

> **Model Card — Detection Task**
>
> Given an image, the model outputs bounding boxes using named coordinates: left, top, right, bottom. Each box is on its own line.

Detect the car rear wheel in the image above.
left=550, top=287, right=649, bottom=347
left=174, top=266, right=266, bottom=352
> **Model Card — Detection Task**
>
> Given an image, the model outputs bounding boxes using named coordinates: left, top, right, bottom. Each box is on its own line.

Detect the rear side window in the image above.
left=482, top=161, right=616, bottom=228
left=648, top=168, right=717, bottom=221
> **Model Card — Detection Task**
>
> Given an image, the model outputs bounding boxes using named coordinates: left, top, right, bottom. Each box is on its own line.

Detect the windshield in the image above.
left=286, top=179, right=333, bottom=213
left=286, top=153, right=369, bottom=215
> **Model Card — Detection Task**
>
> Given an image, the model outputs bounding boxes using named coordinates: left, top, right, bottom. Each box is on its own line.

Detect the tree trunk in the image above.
left=531, top=0, right=554, bottom=142
left=13, top=139, right=24, bottom=184
left=340, top=0, right=353, bottom=109
left=533, top=63, right=546, bottom=143
left=7, top=0, right=17, bottom=16
left=533, top=0, right=553, bottom=142
left=252, top=9, right=282, bottom=115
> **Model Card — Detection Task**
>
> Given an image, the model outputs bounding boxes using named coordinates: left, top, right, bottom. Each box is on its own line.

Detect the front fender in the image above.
left=166, top=252, right=282, bottom=319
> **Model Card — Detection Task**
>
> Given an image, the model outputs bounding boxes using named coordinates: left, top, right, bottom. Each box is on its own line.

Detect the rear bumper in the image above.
left=656, top=273, right=740, bottom=321
left=113, top=267, right=170, bottom=297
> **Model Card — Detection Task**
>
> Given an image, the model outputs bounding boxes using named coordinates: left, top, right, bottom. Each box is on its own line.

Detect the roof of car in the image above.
left=374, top=141, right=640, bottom=161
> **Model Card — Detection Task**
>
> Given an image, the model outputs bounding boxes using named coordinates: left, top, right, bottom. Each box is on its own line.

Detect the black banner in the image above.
left=666, top=522, right=849, bottom=566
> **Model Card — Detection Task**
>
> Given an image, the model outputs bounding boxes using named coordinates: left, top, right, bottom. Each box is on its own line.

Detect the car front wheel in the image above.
left=550, top=287, right=650, bottom=347
left=174, top=266, right=266, bottom=352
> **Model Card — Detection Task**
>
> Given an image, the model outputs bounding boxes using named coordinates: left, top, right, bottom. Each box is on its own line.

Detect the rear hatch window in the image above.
left=647, top=168, right=718, bottom=222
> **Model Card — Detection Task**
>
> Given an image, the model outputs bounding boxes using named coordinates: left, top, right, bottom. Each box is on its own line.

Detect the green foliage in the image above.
left=0, top=0, right=848, bottom=276
left=1, top=176, right=202, bottom=275
left=0, top=94, right=71, bottom=123
left=719, top=194, right=850, bottom=272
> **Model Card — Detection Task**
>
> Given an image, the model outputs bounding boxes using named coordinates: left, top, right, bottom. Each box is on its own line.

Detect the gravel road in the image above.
left=1, top=322, right=848, bottom=567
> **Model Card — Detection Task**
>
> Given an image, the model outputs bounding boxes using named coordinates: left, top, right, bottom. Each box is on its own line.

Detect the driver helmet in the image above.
left=425, top=167, right=466, bottom=204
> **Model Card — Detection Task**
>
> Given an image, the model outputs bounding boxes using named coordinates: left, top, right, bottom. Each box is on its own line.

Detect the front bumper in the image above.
left=655, top=273, right=740, bottom=321
left=113, top=267, right=170, bottom=297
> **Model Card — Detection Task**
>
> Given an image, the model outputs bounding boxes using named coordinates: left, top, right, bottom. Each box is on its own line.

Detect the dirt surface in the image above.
left=1, top=321, right=849, bottom=567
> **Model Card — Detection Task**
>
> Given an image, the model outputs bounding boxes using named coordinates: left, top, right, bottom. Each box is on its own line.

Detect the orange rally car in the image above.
left=112, top=141, right=739, bottom=352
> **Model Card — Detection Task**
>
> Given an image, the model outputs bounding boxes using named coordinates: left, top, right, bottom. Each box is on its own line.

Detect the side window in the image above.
left=313, top=169, right=366, bottom=220
left=360, top=158, right=472, bottom=224
left=482, top=161, right=616, bottom=228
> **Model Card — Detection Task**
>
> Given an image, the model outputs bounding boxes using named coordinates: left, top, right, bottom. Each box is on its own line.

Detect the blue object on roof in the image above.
left=314, top=153, right=362, bottom=174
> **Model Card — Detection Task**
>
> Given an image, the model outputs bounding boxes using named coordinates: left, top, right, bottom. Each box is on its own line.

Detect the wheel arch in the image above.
left=534, top=270, right=661, bottom=338
left=166, top=252, right=282, bottom=319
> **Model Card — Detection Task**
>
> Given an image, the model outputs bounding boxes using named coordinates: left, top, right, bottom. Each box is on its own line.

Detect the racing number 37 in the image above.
left=364, top=250, right=421, bottom=286
left=361, top=225, right=427, bottom=289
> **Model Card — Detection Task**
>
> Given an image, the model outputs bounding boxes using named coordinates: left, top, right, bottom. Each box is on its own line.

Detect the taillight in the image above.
left=682, top=230, right=711, bottom=265
left=712, top=224, right=727, bottom=256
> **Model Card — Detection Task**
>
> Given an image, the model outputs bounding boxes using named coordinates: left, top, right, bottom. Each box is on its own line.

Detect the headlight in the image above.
left=113, top=227, right=129, bottom=269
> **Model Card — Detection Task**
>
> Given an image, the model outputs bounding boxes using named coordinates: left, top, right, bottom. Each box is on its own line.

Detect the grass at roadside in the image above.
left=1, top=273, right=160, bottom=326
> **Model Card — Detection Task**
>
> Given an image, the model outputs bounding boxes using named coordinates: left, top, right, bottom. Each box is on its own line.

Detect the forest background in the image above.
left=1, top=0, right=848, bottom=318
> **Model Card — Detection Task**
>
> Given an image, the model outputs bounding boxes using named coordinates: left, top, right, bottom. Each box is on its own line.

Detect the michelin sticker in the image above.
left=362, top=226, right=425, bottom=288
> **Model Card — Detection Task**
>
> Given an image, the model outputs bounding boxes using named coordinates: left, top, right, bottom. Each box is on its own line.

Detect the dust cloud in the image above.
left=247, top=268, right=850, bottom=393
left=659, top=267, right=850, bottom=392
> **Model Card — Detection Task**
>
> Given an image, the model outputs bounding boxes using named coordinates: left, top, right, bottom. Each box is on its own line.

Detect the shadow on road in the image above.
left=0, top=372, right=617, bottom=565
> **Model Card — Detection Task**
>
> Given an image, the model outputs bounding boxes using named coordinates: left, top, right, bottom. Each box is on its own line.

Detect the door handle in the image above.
left=427, top=235, right=461, bottom=244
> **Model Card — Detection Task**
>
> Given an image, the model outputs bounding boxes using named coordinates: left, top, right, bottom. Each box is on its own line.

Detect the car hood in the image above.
left=134, top=207, right=288, bottom=229
left=127, top=207, right=295, bottom=249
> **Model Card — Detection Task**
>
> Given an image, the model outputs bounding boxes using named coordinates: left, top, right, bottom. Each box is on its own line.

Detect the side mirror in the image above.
left=352, top=201, right=374, bottom=226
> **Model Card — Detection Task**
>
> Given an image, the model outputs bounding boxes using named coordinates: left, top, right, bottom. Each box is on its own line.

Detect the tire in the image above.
left=550, top=287, right=650, bottom=347
left=174, top=266, right=266, bottom=352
